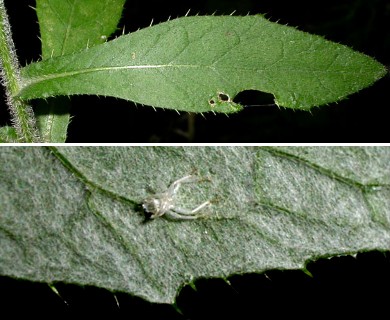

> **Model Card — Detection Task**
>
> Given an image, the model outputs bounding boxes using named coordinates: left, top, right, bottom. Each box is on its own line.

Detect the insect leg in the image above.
left=173, top=201, right=211, bottom=215
left=168, top=175, right=197, bottom=195
left=164, top=210, right=203, bottom=220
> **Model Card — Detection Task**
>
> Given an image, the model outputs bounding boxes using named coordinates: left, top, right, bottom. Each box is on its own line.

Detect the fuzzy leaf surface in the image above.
left=0, top=147, right=389, bottom=303
left=19, top=16, right=386, bottom=113
left=35, top=0, right=126, bottom=142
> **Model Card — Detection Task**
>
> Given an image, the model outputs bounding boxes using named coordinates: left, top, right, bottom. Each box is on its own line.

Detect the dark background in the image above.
left=1, top=251, right=389, bottom=318
left=0, top=0, right=389, bottom=142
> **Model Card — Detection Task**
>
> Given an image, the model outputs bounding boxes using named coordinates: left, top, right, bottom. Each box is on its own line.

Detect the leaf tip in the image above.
left=302, top=268, right=313, bottom=278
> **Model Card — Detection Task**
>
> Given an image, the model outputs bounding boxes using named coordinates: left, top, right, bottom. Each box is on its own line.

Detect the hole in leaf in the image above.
left=209, top=99, right=215, bottom=105
left=218, top=93, right=230, bottom=102
left=234, top=90, right=276, bottom=107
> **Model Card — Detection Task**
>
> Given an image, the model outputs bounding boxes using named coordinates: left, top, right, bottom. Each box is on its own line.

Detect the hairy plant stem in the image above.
left=0, top=0, right=40, bottom=142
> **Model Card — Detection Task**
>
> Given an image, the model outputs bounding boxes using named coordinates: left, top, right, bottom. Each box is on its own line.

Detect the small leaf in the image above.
left=0, top=126, right=17, bottom=142
left=19, top=16, right=386, bottom=113
left=37, top=0, right=126, bottom=58
left=34, top=97, right=72, bottom=143
left=35, top=0, right=126, bottom=142
left=0, top=146, right=389, bottom=304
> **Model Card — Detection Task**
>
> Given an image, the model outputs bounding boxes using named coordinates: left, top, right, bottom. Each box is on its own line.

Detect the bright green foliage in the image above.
left=34, top=97, right=72, bottom=143
left=0, top=147, right=389, bottom=303
left=35, top=0, right=125, bottom=142
left=37, top=0, right=126, bottom=59
left=0, top=126, right=17, bottom=142
left=19, top=16, right=386, bottom=113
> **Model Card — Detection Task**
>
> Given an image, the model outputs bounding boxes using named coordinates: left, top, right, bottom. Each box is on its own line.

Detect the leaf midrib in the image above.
left=60, top=0, right=78, bottom=56
left=21, top=62, right=373, bottom=92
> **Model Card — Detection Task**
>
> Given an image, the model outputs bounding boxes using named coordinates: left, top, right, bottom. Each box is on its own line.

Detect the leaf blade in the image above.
left=37, top=0, right=126, bottom=58
left=0, top=126, right=17, bottom=142
left=19, top=16, right=386, bottom=113
left=34, top=0, right=126, bottom=142
left=0, top=146, right=389, bottom=303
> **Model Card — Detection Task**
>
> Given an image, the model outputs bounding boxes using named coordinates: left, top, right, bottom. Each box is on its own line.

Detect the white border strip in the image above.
left=2, top=143, right=390, bottom=147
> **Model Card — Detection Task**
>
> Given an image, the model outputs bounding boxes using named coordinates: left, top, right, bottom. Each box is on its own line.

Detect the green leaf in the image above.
left=1, top=146, right=389, bottom=303
left=34, top=97, right=72, bottom=143
left=0, top=126, right=17, bottom=142
left=18, top=16, right=386, bottom=113
left=34, top=0, right=126, bottom=142
left=37, top=0, right=126, bottom=58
